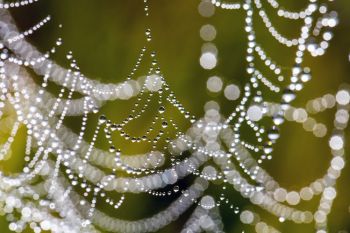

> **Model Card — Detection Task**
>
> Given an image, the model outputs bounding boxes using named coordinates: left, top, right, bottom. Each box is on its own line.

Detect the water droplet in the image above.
left=282, top=88, right=296, bottom=103
left=66, top=52, right=73, bottom=60
left=272, top=114, right=284, bottom=125
left=158, top=106, right=165, bottom=114
left=56, top=38, right=62, bottom=46
left=111, top=124, right=117, bottom=131
left=263, top=141, right=273, bottom=154
left=109, top=146, right=115, bottom=153
left=300, top=69, right=311, bottom=82
left=99, top=115, right=107, bottom=124
left=162, top=121, right=168, bottom=128
left=267, top=126, right=280, bottom=140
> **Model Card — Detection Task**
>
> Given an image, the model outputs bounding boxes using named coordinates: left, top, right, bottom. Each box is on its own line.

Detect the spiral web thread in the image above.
left=0, top=0, right=348, bottom=232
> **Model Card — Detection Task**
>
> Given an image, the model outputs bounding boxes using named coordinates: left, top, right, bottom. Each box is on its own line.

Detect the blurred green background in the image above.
left=1, top=0, right=350, bottom=232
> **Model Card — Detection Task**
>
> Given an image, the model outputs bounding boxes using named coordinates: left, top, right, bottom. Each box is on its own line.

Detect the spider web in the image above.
left=0, top=0, right=348, bottom=233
